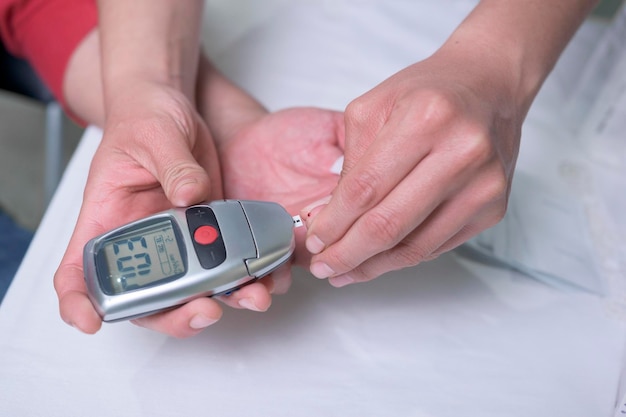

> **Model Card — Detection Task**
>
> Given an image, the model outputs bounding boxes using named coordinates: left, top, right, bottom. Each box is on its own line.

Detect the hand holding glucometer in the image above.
left=83, top=200, right=302, bottom=322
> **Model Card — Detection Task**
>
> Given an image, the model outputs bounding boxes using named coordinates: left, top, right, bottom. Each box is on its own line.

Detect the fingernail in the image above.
left=329, top=274, right=354, bottom=288
left=238, top=297, right=262, bottom=312
left=310, top=262, right=335, bottom=279
left=172, top=182, right=195, bottom=205
left=306, top=234, right=326, bottom=254
left=172, top=177, right=206, bottom=207
left=302, top=195, right=332, bottom=217
left=189, top=314, right=219, bottom=329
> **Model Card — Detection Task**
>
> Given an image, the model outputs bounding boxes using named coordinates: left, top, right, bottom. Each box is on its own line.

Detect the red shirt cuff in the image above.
left=0, top=0, right=97, bottom=113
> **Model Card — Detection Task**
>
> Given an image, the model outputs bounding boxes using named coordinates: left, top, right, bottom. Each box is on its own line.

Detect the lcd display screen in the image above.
left=98, top=219, right=186, bottom=295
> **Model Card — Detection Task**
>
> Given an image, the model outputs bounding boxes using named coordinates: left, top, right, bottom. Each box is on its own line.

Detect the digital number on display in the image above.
left=100, top=219, right=185, bottom=295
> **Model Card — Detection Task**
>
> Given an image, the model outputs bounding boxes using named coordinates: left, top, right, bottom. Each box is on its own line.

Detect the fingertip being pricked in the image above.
left=301, top=195, right=332, bottom=226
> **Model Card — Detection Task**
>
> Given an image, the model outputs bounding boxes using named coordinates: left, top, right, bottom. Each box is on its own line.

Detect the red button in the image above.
left=194, top=225, right=219, bottom=245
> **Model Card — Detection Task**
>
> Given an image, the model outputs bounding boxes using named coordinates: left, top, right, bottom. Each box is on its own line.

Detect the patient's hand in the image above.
left=196, top=59, right=345, bottom=302
left=218, top=107, right=345, bottom=269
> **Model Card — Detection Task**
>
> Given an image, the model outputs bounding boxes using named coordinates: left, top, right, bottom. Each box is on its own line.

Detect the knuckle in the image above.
left=162, top=161, right=202, bottom=188
left=458, top=125, right=494, bottom=165
left=348, top=264, right=377, bottom=284
left=422, top=90, right=456, bottom=119
left=492, top=205, right=507, bottom=225
left=164, top=160, right=195, bottom=178
left=161, top=165, right=186, bottom=192
left=390, top=239, right=429, bottom=268
left=345, top=97, right=374, bottom=126
left=412, top=89, right=460, bottom=129
left=341, top=169, right=382, bottom=211
left=362, top=208, right=405, bottom=248
left=324, top=248, right=360, bottom=274
left=489, top=192, right=509, bottom=225
left=479, top=164, right=510, bottom=206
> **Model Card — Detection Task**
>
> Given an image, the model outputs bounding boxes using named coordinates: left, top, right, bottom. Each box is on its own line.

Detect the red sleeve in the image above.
left=0, top=0, right=97, bottom=109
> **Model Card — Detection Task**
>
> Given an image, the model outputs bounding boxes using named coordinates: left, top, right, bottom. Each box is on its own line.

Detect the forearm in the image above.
left=97, top=0, right=204, bottom=109
left=436, top=0, right=598, bottom=117
left=63, top=33, right=266, bottom=134
left=195, top=55, right=267, bottom=147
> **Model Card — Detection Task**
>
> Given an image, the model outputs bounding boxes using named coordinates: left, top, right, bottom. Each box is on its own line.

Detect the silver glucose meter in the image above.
left=83, top=200, right=298, bottom=322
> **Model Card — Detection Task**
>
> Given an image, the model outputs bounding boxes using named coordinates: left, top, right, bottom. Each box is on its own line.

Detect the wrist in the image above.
left=438, top=0, right=597, bottom=118
left=431, top=35, right=528, bottom=123
left=103, top=64, right=198, bottom=112
left=196, top=55, right=267, bottom=147
left=97, top=0, right=203, bottom=106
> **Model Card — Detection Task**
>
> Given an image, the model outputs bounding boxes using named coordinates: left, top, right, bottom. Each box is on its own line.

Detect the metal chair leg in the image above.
left=44, top=101, right=63, bottom=204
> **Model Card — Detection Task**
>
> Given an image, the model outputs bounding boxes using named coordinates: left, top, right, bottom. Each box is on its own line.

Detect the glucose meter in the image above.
left=83, top=200, right=300, bottom=322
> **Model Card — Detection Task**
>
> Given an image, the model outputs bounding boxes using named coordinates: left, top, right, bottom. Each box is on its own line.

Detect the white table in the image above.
left=1, top=2, right=625, bottom=416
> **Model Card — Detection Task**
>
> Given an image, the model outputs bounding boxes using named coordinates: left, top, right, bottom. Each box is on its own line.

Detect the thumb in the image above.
left=142, top=135, right=213, bottom=207
left=159, top=156, right=212, bottom=207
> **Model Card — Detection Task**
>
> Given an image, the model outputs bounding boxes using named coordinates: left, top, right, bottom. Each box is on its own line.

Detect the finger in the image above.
left=333, top=110, right=347, bottom=152
left=322, top=152, right=505, bottom=281
left=307, top=144, right=467, bottom=279
left=266, top=264, right=293, bottom=295
left=55, top=273, right=103, bottom=334
left=340, top=91, right=390, bottom=175
left=54, top=209, right=109, bottom=333
left=122, top=123, right=214, bottom=207
left=325, top=171, right=508, bottom=287
left=426, top=177, right=512, bottom=259
left=131, top=297, right=223, bottom=338
left=305, top=103, right=438, bottom=256
left=144, top=138, right=213, bottom=207
left=309, top=112, right=500, bottom=278
left=216, top=281, right=272, bottom=312
left=420, top=171, right=513, bottom=260
left=293, top=223, right=314, bottom=268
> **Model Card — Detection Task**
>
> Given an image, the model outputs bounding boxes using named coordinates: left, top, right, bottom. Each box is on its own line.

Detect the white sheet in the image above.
left=1, top=2, right=625, bottom=416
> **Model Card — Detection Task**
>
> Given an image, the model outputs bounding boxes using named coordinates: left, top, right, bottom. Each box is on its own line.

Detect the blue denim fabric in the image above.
left=0, top=209, right=33, bottom=304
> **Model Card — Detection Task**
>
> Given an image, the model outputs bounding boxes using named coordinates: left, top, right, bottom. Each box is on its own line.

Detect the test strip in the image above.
left=292, top=215, right=304, bottom=228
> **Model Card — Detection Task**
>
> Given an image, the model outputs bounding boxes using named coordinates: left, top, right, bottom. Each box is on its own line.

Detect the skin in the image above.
left=302, top=0, right=599, bottom=288
left=55, top=0, right=598, bottom=337
left=196, top=57, right=345, bottom=267
left=56, top=31, right=344, bottom=337
left=55, top=0, right=231, bottom=337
